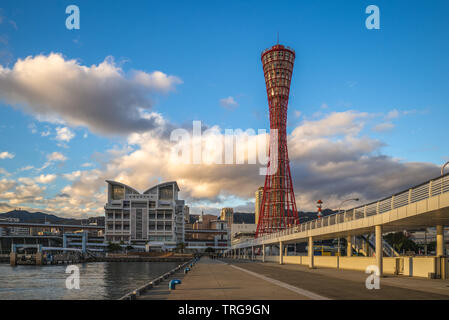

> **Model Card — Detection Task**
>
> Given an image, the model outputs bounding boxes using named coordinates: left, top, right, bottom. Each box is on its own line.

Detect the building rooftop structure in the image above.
left=233, top=212, right=255, bottom=224
left=104, top=180, right=185, bottom=248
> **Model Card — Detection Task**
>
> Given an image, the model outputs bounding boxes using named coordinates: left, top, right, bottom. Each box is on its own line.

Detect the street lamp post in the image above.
left=441, top=161, right=449, bottom=176
left=337, top=198, right=360, bottom=256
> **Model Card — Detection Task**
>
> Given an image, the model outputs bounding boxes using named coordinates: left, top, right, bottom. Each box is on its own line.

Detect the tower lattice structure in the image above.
left=256, top=44, right=299, bottom=237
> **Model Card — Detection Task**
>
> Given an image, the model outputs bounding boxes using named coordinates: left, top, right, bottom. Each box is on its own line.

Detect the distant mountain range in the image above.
left=0, top=210, right=105, bottom=226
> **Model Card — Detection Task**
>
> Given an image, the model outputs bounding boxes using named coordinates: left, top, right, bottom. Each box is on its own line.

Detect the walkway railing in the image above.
left=232, top=172, right=449, bottom=249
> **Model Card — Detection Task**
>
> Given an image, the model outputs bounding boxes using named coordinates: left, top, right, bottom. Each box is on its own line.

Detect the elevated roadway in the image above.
left=226, top=173, right=449, bottom=276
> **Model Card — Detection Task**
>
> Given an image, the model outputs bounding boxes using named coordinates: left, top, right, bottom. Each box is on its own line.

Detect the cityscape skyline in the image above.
left=0, top=1, right=448, bottom=219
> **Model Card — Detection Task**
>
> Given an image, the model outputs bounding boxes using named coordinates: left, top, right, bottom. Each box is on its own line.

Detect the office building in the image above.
left=104, top=180, right=186, bottom=248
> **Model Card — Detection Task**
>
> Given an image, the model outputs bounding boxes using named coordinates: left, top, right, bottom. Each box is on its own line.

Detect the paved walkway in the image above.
left=227, top=259, right=449, bottom=300
left=138, top=257, right=449, bottom=300
left=139, top=257, right=318, bottom=300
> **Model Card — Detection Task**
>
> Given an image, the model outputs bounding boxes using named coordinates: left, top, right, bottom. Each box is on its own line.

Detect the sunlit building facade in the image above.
left=220, top=208, right=234, bottom=226
left=104, top=180, right=185, bottom=248
left=254, top=186, right=264, bottom=226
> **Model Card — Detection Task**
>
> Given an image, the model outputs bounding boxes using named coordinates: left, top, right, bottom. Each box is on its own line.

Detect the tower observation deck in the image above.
left=256, top=44, right=299, bottom=237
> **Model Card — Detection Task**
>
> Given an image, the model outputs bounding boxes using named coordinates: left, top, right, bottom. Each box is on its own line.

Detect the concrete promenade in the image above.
left=139, top=257, right=320, bottom=300
left=139, top=257, right=449, bottom=300
left=229, top=259, right=449, bottom=299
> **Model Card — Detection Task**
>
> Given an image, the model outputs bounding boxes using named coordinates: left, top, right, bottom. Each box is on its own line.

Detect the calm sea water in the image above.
left=0, top=261, right=179, bottom=300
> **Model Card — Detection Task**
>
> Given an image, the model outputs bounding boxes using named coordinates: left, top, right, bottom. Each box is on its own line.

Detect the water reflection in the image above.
left=0, top=262, right=179, bottom=300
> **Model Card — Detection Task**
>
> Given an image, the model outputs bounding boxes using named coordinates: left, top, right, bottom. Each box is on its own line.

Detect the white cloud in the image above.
left=385, top=109, right=416, bottom=120
left=220, top=96, right=238, bottom=109
left=81, top=162, right=94, bottom=167
left=132, top=70, right=182, bottom=93
left=373, top=122, right=395, bottom=132
left=0, top=178, right=16, bottom=193
left=63, top=171, right=82, bottom=181
left=28, top=123, right=37, bottom=134
left=42, top=110, right=437, bottom=215
left=37, top=152, right=68, bottom=171
left=55, top=126, right=75, bottom=142
left=19, top=165, right=34, bottom=171
left=0, top=151, right=14, bottom=159
left=41, top=129, right=51, bottom=137
left=47, top=152, right=67, bottom=162
left=35, top=174, right=57, bottom=184
left=0, top=53, right=182, bottom=135
left=386, top=109, right=400, bottom=120
left=0, top=110, right=439, bottom=217
left=0, top=177, right=46, bottom=206
left=292, top=111, right=368, bottom=138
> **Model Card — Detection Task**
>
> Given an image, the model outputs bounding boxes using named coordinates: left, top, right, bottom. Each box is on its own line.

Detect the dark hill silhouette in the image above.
left=0, top=210, right=104, bottom=226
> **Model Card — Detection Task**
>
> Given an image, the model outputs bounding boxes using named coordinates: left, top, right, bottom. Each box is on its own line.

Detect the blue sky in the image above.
left=0, top=0, right=448, bottom=217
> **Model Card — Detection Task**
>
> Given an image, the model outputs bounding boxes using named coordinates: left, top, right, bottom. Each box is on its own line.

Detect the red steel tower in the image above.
left=256, top=44, right=299, bottom=237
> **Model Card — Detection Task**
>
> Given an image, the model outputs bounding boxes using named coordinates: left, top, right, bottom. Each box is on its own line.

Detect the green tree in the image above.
left=107, top=242, right=122, bottom=252
left=176, top=242, right=185, bottom=253
left=384, top=232, right=418, bottom=253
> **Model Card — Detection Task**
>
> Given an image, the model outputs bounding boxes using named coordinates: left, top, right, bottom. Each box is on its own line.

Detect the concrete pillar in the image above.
left=251, top=246, right=254, bottom=260
left=279, top=241, right=283, bottom=265
left=308, top=236, right=314, bottom=269
left=63, top=234, right=67, bottom=248
left=82, top=232, right=87, bottom=254
left=10, top=252, right=17, bottom=266
left=436, top=225, right=444, bottom=257
left=35, top=252, right=43, bottom=265
left=347, top=235, right=352, bottom=257
left=375, top=225, right=383, bottom=277
left=262, top=244, right=265, bottom=262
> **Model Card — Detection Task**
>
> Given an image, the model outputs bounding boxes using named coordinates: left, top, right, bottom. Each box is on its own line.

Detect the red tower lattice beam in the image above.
left=256, top=44, right=299, bottom=238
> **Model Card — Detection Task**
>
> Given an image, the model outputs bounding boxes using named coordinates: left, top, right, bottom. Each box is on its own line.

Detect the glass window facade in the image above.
left=111, top=185, right=125, bottom=200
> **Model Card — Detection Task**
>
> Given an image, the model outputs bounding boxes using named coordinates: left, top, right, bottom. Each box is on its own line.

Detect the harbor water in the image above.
left=0, top=261, right=180, bottom=299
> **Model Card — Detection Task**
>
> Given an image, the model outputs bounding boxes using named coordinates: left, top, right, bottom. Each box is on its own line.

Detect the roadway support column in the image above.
left=436, top=225, right=445, bottom=279
left=436, top=225, right=444, bottom=257
left=347, top=235, right=352, bottom=257
left=82, top=232, right=87, bottom=254
left=262, top=244, right=265, bottom=262
left=251, top=246, right=254, bottom=260
left=375, top=225, right=383, bottom=277
left=308, top=236, right=314, bottom=269
left=279, top=241, right=283, bottom=265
